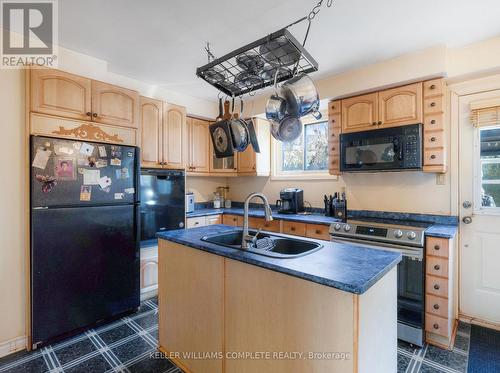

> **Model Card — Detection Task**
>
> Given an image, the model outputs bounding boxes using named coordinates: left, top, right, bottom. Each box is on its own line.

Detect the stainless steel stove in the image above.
left=329, top=219, right=426, bottom=346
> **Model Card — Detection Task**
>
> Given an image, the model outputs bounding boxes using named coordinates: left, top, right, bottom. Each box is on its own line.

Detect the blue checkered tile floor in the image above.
left=0, top=297, right=180, bottom=373
left=0, top=299, right=475, bottom=373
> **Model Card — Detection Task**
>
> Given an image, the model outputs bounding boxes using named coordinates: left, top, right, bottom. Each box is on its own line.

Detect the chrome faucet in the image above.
left=241, top=192, right=273, bottom=249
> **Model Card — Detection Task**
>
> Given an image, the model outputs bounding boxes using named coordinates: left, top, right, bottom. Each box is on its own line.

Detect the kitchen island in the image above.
left=157, top=225, right=401, bottom=373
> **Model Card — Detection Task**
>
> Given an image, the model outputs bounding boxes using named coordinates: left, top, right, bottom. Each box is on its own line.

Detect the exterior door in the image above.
left=459, top=90, right=500, bottom=325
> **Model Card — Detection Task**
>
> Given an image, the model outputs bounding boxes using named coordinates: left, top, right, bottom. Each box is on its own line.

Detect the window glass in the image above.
left=480, top=127, right=500, bottom=208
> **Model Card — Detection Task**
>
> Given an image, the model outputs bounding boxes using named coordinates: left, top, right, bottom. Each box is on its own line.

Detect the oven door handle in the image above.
left=330, top=237, right=423, bottom=260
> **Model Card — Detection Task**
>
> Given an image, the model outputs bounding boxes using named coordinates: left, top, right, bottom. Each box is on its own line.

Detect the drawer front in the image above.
left=306, top=224, right=331, bottom=240
left=425, top=313, right=449, bottom=337
left=424, top=114, right=445, bottom=131
left=426, top=294, right=448, bottom=318
left=426, top=275, right=448, bottom=298
left=329, top=100, right=341, bottom=114
left=329, top=113, right=341, bottom=129
left=283, top=221, right=306, bottom=236
left=186, top=216, right=206, bottom=229
left=426, top=256, right=449, bottom=278
left=424, top=96, right=444, bottom=115
left=206, top=215, right=222, bottom=225
left=424, top=149, right=445, bottom=165
left=329, top=127, right=341, bottom=142
left=423, top=130, right=445, bottom=149
left=248, top=217, right=281, bottom=233
left=223, top=214, right=241, bottom=226
left=426, top=237, right=450, bottom=258
left=423, top=79, right=445, bottom=97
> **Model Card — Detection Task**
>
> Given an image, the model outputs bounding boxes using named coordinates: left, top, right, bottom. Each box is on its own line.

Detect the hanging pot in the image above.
left=281, top=73, right=322, bottom=120
left=277, top=115, right=302, bottom=142
left=265, top=67, right=288, bottom=123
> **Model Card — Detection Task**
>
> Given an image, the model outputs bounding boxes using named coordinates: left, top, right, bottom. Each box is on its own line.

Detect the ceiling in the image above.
left=59, top=0, right=500, bottom=101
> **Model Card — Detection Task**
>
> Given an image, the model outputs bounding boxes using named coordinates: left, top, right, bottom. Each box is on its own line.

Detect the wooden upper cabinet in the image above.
left=341, top=92, right=378, bottom=133
left=163, top=103, right=187, bottom=169
left=139, top=96, right=163, bottom=168
left=238, top=145, right=256, bottom=173
left=31, top=69, right=92, bottom=121
left=91, top=81, right=139, bottom=128
left=188, top=117, right=210, bottom=173
left=378, top=83, right=422, bottom=128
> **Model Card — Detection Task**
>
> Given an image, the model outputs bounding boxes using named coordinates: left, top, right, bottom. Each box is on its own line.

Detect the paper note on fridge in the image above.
left=98, top=146, right=107, bottom=157
left=98, top=176, right=112, bottom=189
left=80, top=142, right=95, bottom=156
left=114, top=193, right=124, bottom=200
left=124, top=188, right=135, bottom=194
left=83, top=169, right=100, bottom=185
left=32, top=149, right=52, bottom=169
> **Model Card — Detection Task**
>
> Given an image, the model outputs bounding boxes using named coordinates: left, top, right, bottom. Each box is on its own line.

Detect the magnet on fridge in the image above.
left=80, top=185, right=91, bottom=201
left=35, top=174, right=57, bottom=193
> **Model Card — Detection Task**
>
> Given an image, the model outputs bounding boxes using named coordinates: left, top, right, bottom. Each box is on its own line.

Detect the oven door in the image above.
left=331, top=237, right=424, bottom=346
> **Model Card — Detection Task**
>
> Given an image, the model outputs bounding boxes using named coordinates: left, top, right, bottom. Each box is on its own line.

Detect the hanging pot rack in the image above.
left=196, top=0, right=332, bottom=98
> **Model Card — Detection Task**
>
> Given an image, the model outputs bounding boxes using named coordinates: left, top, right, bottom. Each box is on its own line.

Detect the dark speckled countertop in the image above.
left=186, top=207, right=458, bottom=239
left=157, top=225, right=401, bottom=295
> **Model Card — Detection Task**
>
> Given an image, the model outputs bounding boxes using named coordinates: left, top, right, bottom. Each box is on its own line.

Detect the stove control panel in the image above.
left=329, top=221, right=425, bottom=247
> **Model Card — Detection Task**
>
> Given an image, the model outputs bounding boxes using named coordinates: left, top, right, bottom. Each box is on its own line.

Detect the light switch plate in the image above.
left=436, top=174, right=446, bottom=185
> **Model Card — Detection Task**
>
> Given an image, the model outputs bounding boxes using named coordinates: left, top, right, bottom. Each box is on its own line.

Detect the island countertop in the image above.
left=157, top=224, right=401, bottom=295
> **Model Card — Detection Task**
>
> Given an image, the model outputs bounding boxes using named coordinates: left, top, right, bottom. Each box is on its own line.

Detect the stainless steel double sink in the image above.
left=201, top=229, right=323, bottom=258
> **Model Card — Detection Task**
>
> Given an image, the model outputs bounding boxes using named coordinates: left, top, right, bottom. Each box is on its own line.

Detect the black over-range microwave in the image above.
left=340, top=123, right=423, bottom=172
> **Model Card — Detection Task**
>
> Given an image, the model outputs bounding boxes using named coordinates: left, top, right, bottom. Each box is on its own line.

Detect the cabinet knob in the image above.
left=434, top=245, right=440, bottom=251
left=430, top=84, right=436, bottom=89
left=315, top=229, right=321, bottom=234
left=434, top=264, right=440, bottom=271
left=433, top=304, right=440, bottom=310
left=291, top=227, right=295, bottom=231
left=86, top=112, right=92, bottom=117
left=378, top=121, right=382, bottom=125
left=430, top=102, right=436, bottom=107
left=372, top=121, right=377, bottom=126
left=434, top=284, right=440, bottom=290
left=331, top=133, right=336, bottom=138
left=331, top=119, right=336, bottom=123
left=431, top=137, right=436, bottom=142
left=430, top=119, right=436, bottom=124
left=430, top=154, right=436, bottom=159
left=433, top=323, right=439, bottom=330
left=331, top=147, right=335, bottom=151
left=92, top=113, right=98, bottom=118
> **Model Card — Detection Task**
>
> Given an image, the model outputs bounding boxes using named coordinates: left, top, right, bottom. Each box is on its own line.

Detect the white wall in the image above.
left=0, top=69, right=27, bottom=352
left=186, top=177, right=228, bottom=202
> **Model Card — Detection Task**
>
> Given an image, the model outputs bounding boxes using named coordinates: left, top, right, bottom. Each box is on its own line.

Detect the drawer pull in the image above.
left=434, top=245, right=440, bottom=251
left=430, top=119, right=436, bottom=124
left=194, top=222, right=199, bottom=225
left=291, top=227, right=296, bottom=231
left=431, top=137, right=436, bottom=142
left=430, top=102, right=436, bottom=107
left=331, top=147, right=336, bottom=151
left=378, top=121, right=383, bottom=125
left=434, top=284, right=440, bottom=290
left=430, top=155, right=436, bottom=159
left=433, top=323, right=439, bottom=330
left=372, top=121, right=377, bottom=126
left=331, top=119, right=336, bottom=123
left=331, top=134, right=336, bottom=138
left=434, top=264, right=440, bottom=271
left=430, top=84, right=436, bottom=89
left=433, top=304, right=440, bottom=310
left=315, top=229, right=321, bottom=234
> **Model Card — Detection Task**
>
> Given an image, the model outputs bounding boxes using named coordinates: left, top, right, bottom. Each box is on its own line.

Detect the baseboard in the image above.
left=459, top=313, right=500, bottom=332
left=0, top=335, right=27, bottom=358
left=140, top=285, right=158, bottom=301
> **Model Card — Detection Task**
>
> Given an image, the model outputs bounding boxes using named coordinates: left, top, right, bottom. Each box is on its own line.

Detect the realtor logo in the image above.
left=1, top=0, right=58, bottom=68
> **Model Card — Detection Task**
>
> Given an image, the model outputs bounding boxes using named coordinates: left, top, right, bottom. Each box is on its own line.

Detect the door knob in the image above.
left=462, top=216, right=472, bottom=224
left=463, top=201, right=472, bottom=209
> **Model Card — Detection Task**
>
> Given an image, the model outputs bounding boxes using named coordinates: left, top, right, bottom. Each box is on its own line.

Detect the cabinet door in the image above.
left=139, top=96, right=162, bottom=168
left=91, top=81, right=139, bottom=128
left=158, top=241, right=223, bottom=373
left=248, top=217, right=281, bottom=233
left=378, top=83, right=422, bottom=128
left=163, top=103, right=186, bottom=169
left=341, top=92, right=378, bottom=133
left=31, top=68, right=92, bottom=121
left=237, top=145, right=256, bottom=173
left=188, top=118, right=210, bottom=173
left=222, top=214, right=241, bottom=226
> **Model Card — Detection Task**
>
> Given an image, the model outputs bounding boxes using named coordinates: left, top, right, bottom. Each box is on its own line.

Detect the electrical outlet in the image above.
left=436, top=174, right=446, bottom=185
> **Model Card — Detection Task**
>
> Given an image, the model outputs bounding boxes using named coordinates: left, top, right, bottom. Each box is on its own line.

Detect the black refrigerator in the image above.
left=30, top=135, right=140, bottom=348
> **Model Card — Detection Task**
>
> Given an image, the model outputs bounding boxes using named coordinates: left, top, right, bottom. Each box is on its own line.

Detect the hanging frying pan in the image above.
left=228, top=97, right=249, bottom=152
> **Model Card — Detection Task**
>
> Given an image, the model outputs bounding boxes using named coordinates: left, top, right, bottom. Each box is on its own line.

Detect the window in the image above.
left=478, top=126, right=500, bottom=209
left=273, top=120, right=331, bottom=179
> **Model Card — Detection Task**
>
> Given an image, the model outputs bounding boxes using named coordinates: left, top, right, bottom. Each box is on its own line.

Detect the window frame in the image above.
left=271, top=119, right=337, bottom=181
left=474, top=124, right=500, bottom=215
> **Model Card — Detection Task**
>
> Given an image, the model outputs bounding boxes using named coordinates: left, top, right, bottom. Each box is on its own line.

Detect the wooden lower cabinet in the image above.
left=305, top=223, right=331, bottom=240
left=282, top=220, right=306, bottom=236
left=425, top=236, right=456, bottom=349
left=247, top=217, right=281, bottom=232
left=158, top=241, right=224, bottom=373
left=222, top=214, right=242, bottom=226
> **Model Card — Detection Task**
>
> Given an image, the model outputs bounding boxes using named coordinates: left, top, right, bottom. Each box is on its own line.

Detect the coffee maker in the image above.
left=276, top=188, right=305, bottom=214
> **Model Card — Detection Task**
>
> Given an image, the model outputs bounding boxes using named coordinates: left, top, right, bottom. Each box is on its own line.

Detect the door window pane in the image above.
left=482, top=184, right=499, bottom=207
left=480, top=126, right=500, bottom=208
